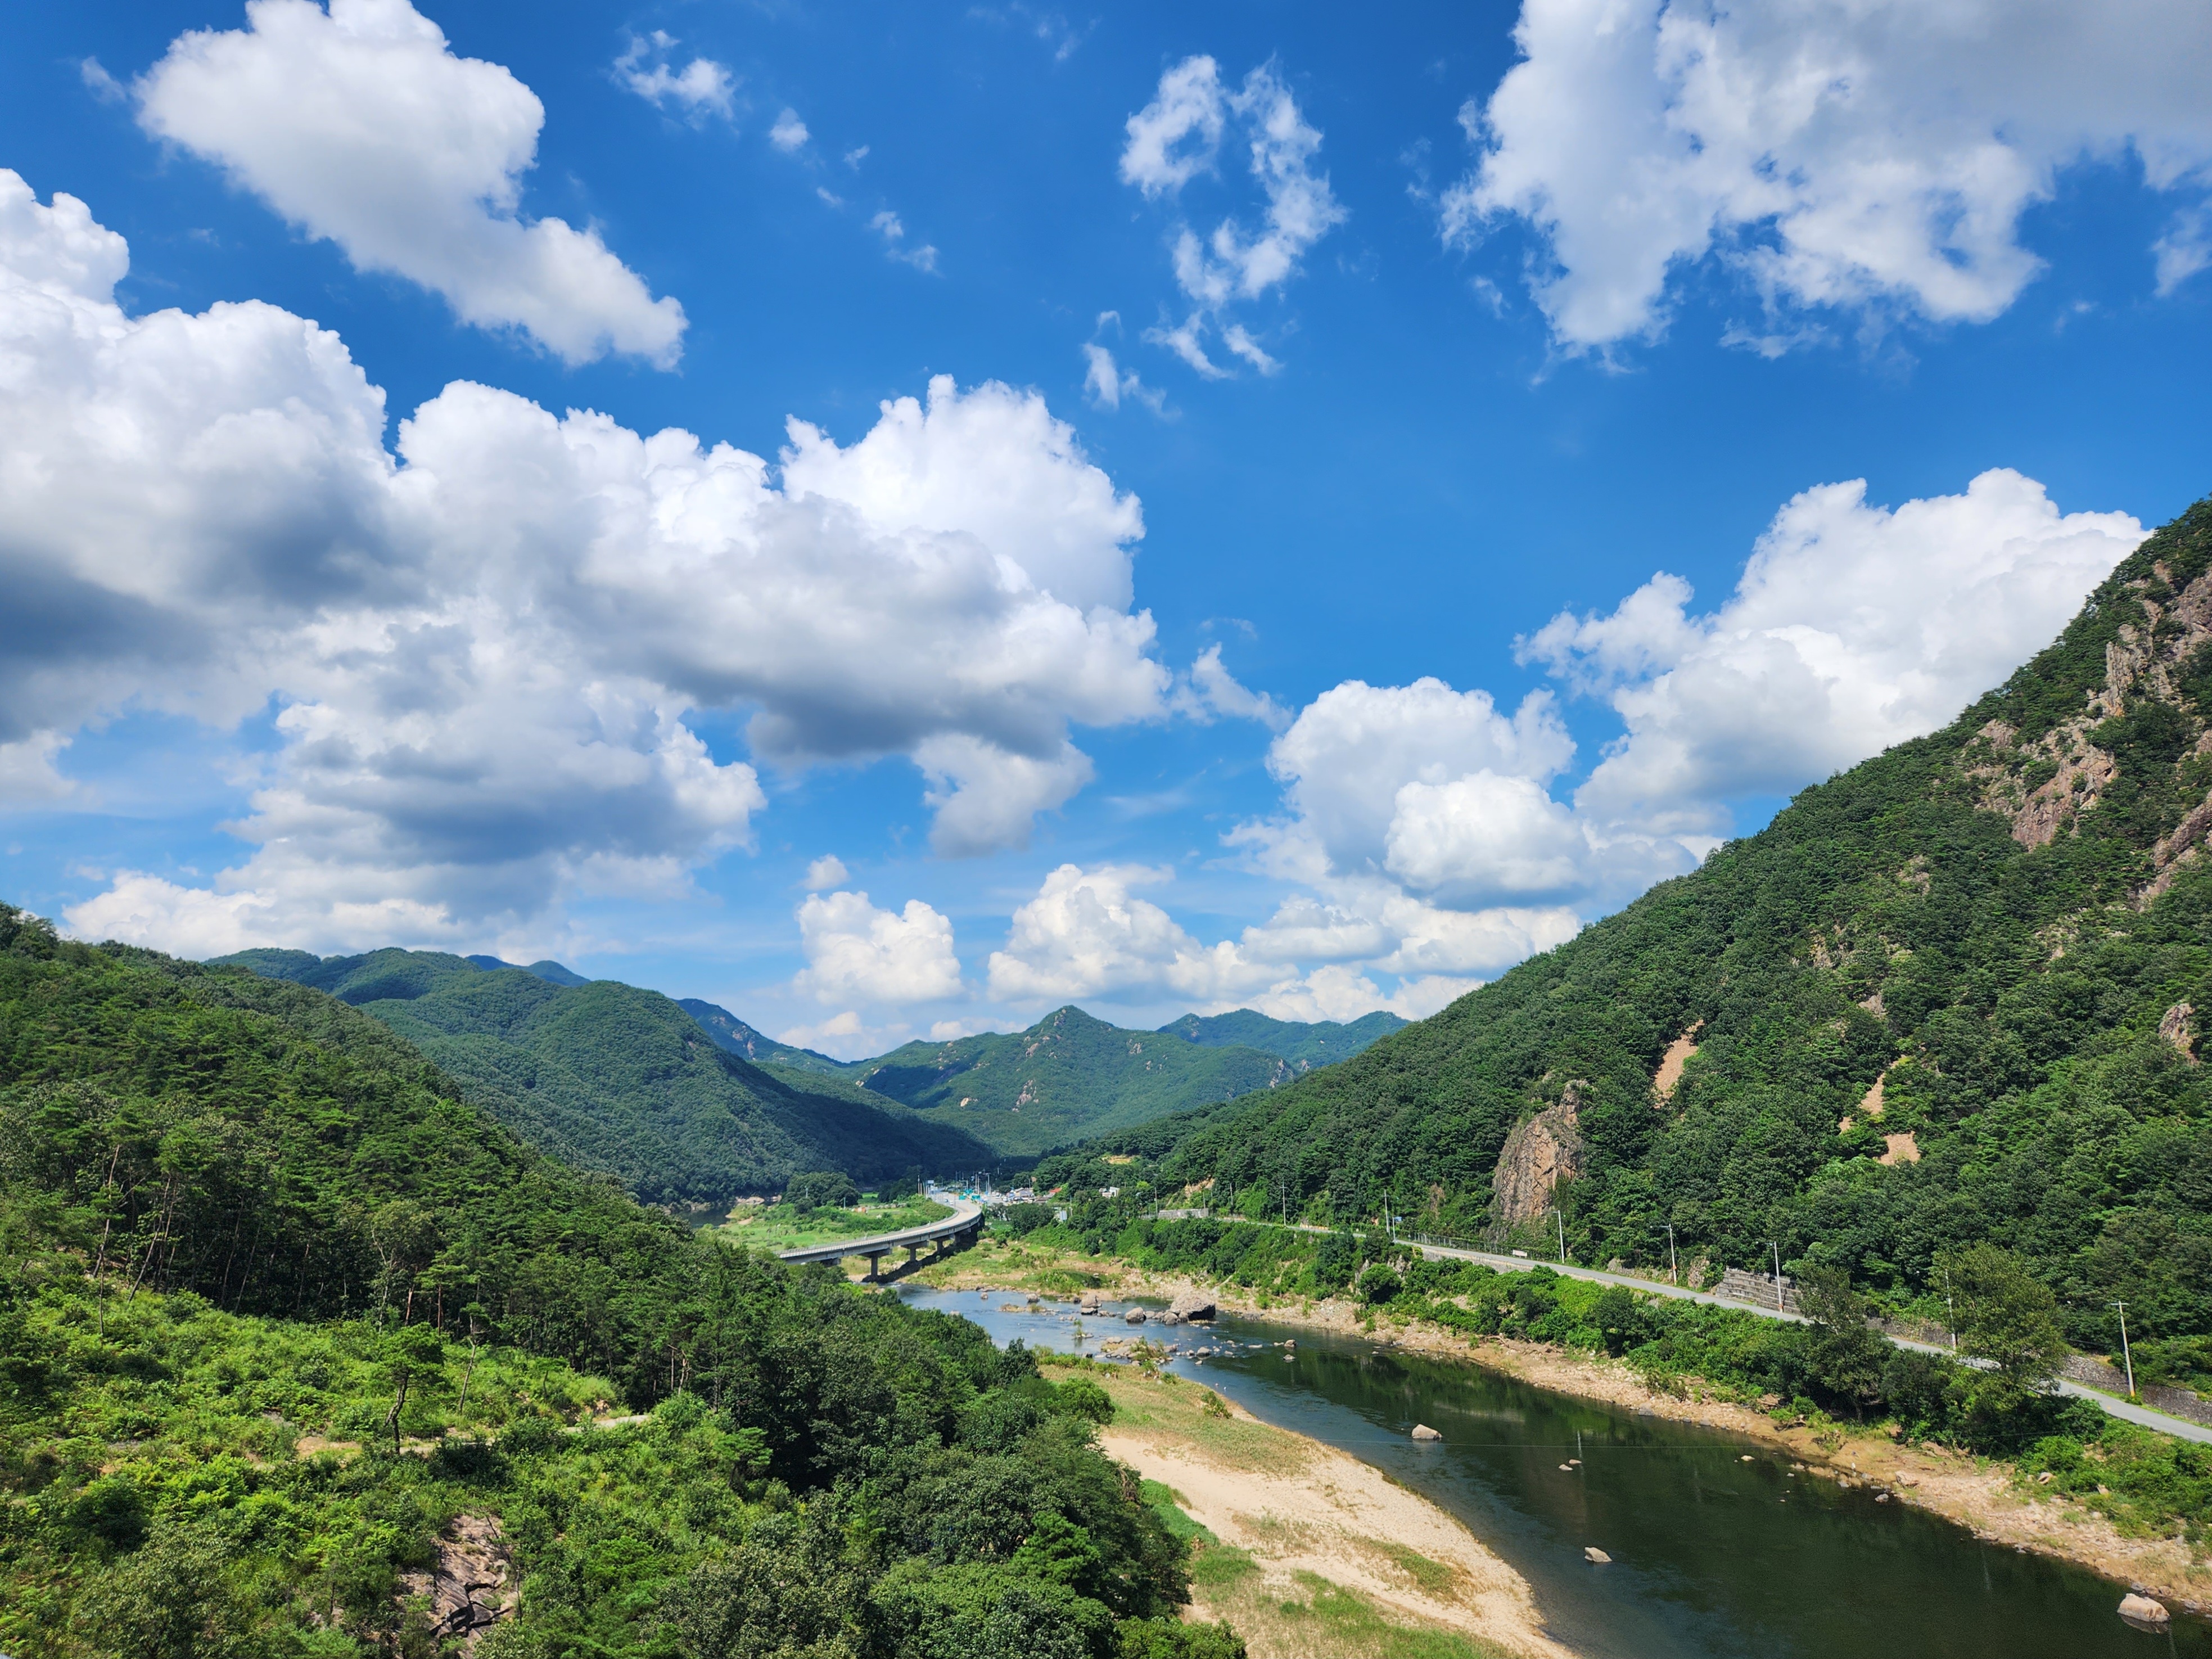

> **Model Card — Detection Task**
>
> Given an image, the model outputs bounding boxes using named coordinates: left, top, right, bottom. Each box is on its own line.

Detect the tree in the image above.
left=383, top=1324, right=446, bottom=1454
left=1945, top=1243, right=2067, bottom=1400
left=1796, top=1266, right=1889, bottom=1415
left=786, top=1170, right=860, bottom=1211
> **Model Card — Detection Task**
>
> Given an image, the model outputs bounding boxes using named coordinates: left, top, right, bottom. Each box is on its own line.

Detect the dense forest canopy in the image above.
left=1048, top=496, right=2212, bottom=1365
left=831, top=1007, right=1307, bottom=1160
left=1152, top=1010, right=1406, bottom=1070
left=0, top=907, right=1236, bottom=1659
left=213, top=947, right=991, bottom=1207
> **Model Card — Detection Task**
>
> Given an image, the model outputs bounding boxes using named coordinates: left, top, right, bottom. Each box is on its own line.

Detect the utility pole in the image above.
left=1767, top=1242, right=1784, bottom=1312
left=1940, top=1264, right=1957, bottom=1353
left=1547, top=1207, right=1565, bottom=1264
left=1654, top=1224, right=1678, bottom=1284
left=2108, top=1300, right=2137, bottom=1398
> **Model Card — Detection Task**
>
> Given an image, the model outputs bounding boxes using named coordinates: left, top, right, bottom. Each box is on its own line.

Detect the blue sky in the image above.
left=2, top=0, right=2209, bottom=1054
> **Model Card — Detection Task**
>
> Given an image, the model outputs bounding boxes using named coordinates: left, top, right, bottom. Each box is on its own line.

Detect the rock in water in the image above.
left=1079, top=1291, right=1101, bottom=1314
left=1167, top=1290, right=1216, bottom=1322
left=1125, top=1309, right=1148, bottom=1324
left=1584, top=1547, right=1611, bottom=1564
left=1410, top=1424, right=1443, bottom=1441
left=2119, top=1594, right=2170, bottom=1629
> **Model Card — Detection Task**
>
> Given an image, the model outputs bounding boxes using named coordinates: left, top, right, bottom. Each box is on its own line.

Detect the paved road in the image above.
left=1209, top=1215, right=2210, bottom=1442
left=777, top=1192, right=986, bottom=1270
left=1396, top=1234, right=2212, bottom=1444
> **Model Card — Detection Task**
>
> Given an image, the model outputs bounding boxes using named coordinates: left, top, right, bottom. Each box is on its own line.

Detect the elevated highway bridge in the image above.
left=777, top=1191, right=987, bottom=1280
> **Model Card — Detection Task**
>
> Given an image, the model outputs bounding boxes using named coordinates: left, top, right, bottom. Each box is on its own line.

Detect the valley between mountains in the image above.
left=10, top=497, right=2212, bottom=1655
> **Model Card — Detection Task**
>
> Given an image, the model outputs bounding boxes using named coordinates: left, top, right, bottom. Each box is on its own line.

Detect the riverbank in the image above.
left=907, top=1238, right=2212, bottom=1618
left=1081, top=1362, right=1574, bottom=1659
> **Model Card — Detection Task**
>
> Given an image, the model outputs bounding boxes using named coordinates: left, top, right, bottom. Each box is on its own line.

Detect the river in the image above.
left=899, top=1286, right=2209, bottom=1659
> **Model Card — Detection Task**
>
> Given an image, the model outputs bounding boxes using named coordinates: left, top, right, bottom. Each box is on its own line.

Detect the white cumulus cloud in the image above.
left=769, top=109, right=810, bottom=152
left=0, top=172, right=1171, bottom=957
left=793, top=889, right=963, bottom=1005
left=988, top=863, right=1263, bottom=1005
left=1444, top=0, right=2212, bottom=351
left=1194, top=466, right=2138, bottom=1026
left=137, top=0, right=686, bottom=366
left=613, top=32, right=735, bottom=122
left=1521, top=468, right=2147, bottom=828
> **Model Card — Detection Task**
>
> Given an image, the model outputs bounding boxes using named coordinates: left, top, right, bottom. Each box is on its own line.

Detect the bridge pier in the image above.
left=864, top=1250, right=886, bottom=1282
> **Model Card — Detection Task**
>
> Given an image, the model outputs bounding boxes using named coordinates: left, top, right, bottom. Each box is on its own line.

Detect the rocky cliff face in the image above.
left=1491, top=1085, right=1585, bottom=1226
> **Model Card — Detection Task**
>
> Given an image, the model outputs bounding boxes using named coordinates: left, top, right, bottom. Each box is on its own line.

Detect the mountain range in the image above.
left=209, top=948, right=989, bottom=1205
left=1045, top=494, right=2212, bottom=1359
left=210, top=948, right=1407, bottom=1192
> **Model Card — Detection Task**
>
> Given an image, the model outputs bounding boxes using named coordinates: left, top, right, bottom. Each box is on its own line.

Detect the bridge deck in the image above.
left=776, top=1194, right=985, bottom=1266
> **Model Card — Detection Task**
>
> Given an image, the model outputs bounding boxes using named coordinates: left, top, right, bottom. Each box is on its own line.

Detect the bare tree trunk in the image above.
left=387, top=1371, right=410, bottom=1455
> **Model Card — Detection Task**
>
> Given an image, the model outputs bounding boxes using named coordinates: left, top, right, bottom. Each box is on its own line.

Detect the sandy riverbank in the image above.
left=1086, top=1364, right=1573, bottom=1659
left=904, top=1239, right=2212, bottom=1617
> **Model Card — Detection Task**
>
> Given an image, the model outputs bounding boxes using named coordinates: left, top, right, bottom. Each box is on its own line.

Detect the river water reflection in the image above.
left=899, top=1286, right=2209, bottom=1659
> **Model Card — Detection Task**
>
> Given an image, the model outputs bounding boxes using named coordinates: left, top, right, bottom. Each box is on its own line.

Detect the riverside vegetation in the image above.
left=1051, top=494, right=2212, bottom=1405
left=967, top=1208, right=2210, bottom=1560
left=0, top=904, right=1245, bottom=1659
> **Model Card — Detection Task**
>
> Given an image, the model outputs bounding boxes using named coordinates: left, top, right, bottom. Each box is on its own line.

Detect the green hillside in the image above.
left=1155, top=1008, right=1406, bottom=1070
left=678, top=995, right=849, bottom=1074
left=847, top=1006, right=1295, bottom=1158
left=211, top=948, right=989, bottom=1205
left=1049, top=496, right=2212, bottom=1367
left=0, top=904, right=1221, bottom=1659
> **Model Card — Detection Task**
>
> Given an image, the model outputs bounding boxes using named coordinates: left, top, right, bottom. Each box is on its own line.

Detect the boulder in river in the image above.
left=1584, top=1547, right=1611, bottom=1564
left=1168, top=1291, right=1216, bottom=1322
left=1410, top=1424, right=1442, bottom=1441
left=2119, top=1594, right=2170, bottom=1629
left=1079, top=1292, right=1101, bottom=1313
left=1125, top=1309, right=1148, bottom=1324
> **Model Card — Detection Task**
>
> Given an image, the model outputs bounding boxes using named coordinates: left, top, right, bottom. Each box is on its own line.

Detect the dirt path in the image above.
left=910, top=1239, right=2212, bottom=1617
left=1091, top=1367, right=1575, bottom=1659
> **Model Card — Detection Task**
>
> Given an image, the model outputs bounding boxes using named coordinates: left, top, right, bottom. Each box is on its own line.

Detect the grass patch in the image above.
left=1189, top=1540, right=1260, bottom=1589
left=1361, top=1540, right=1459, bottom=1599
left=1203, top=1567, right=1510, bottom=1659
left=1141, top=1478, right=1216, bottom=1545
left=1093, top=1367, right=1308, bottom=1476
left=1282, top=1573, right=1504, bottom=1659
left=711, top=1197, right=951, bottom=1253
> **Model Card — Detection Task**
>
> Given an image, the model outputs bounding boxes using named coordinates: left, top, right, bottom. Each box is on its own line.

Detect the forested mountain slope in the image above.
left=213, top=948, right=988, bottom=1205
left=1155, top=1008, right=1405, bottom=1069
left=844, top=1005, right=1295, bottom=1158
left=679, top=995, right=849, bottom=1074
left=1058, top=496, right=2212, bottom=1359
left=0, top=907, right=1213, bottom=1659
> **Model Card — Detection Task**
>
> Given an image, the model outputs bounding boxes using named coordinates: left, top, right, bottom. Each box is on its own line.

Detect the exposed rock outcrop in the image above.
left=1492, top=1089, right=1585, bottom=1225
left=397, top=1514, right=513, bottom=1648
left=2160, top=1002, right=2197, bottom=1062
